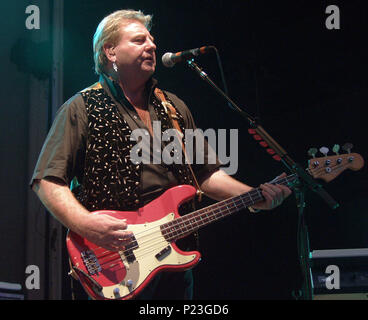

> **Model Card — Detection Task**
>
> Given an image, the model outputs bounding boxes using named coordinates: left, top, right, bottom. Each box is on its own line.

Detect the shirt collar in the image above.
left=99, top=74, right=158, bottom=106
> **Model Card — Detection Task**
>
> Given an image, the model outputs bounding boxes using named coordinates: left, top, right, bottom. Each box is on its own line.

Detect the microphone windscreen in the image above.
left=162, top=52, right=175, bottom=68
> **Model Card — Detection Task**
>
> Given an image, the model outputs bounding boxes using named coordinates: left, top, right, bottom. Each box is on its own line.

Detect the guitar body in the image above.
left=66, top=185, right=201, bottom=300
left=66, top=151, right=364, bottom=300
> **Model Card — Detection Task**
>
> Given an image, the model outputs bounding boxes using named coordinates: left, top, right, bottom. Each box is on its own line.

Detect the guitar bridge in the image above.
left=81, top=250, right=101, bottom=275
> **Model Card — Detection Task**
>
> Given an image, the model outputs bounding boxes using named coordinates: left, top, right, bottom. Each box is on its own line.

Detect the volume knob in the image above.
left=113, top=287, right=120, bottom=297
left=126, top=279, right=133, bottom=287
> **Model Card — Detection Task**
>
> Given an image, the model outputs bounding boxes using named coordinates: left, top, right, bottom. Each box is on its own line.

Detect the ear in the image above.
left=103, top=43, right=116, bottom=63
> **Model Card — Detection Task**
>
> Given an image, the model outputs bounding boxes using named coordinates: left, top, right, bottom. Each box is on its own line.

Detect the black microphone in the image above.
left=162, top=46, right=214, bottom=67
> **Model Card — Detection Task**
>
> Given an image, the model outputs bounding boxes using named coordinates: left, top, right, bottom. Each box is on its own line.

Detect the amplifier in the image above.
left=0, top=281, right=24, bottom=300
left=309, top=248, right=368, bottom=300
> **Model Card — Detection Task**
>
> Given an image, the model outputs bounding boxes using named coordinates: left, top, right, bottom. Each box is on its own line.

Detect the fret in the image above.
left=232, top=197, right=242, bottom=208
left=224, top=203, right=230, bottom=215
left=239, top=194, right=248, bottom=209
left=167, top=220, right=179, bottom=238
left=248, top=190, right=255, bottom=206
left=185, top=215, right=195, bottom=233
left=230, top=198, right=237, bottom=210
left=161, top=174, right=297, bottom=242
left=195, top=215, right=203, bottom=227
left=255, top=188, right=263, bottom=202
left=196, top=214, right=204, bottom=228
left=240, top=193, right=251, bottom=207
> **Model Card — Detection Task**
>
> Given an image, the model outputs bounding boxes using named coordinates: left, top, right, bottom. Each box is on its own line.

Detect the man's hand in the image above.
left=33, top=178, right=132, bottom=252
left=199, top=169, right=292, bottom=211
left=251, top=173, right=292, bottom=211
left=78, top=214, right=133, bottom=252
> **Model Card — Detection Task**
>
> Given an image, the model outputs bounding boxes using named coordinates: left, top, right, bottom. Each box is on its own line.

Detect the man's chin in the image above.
left=142, top=66, right=156, bottom=76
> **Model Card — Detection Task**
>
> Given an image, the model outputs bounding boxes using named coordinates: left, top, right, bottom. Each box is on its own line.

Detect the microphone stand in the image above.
left=186, top=59, right=339, bottom=300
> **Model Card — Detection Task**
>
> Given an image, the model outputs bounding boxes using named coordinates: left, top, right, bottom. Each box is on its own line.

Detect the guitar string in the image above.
left=82, top=175, right=296, bottom=269
left=96, top=198, right=246, bottom=267
left=95, top=199, right=260, bottom=267
left=91, top=188, right=266, bottom=259
left=98, top=193, right=265, bottom=270
left=95, top=193, right=268, bottom=268
left=90, top=187, right=263, bottom=257
left=91, top=192, right=265, bottom=268
left=101, top=238, right=194, bottom=271
left=82, top=166, right=335, bottom=262
left=83, top=168, right=352, bottom=274
left=99, top=210, right=237, bottom=270
left=90, top=174, right=295, bottom=260
left=82, top=175, right=300, bottom=272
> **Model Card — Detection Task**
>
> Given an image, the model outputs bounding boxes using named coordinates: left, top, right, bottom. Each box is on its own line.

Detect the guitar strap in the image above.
left=154, top=88, right=204, bottom=202
left=68, top=88, right=204, bottom=295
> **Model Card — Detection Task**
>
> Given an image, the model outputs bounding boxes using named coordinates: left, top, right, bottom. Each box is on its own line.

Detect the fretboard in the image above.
left=160, top=174, right=297, bottom=242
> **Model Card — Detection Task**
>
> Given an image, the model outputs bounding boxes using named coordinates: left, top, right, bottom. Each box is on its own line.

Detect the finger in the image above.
left=261, top=184, right=284, bottom=207
left=266, top=182, right=285, bottom=192
left=116, top=237, right=134, bottom=249
left=278, top=172, right=287, bottom=178
left=277, top=184, right=292, bottom=197
left=260, top=183, right=277, bottom=198
left=261, top=188, right=274, bottom=206
left=265, top=183, right=286, bottom=199
left=270, top=172, right=287, bottom=184
left=111, top=239, right=126, bottom=249
left=273, top=184, right=292, bottom=199
left=110, top=218, right=128, bottom=230
left=114, top=230, right=133, bottom=240
left=110, top=235, right=131, bottom=250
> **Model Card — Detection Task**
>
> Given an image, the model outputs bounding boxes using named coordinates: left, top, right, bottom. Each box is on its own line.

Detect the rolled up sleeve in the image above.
left=30, top=94, right=87, bottom=187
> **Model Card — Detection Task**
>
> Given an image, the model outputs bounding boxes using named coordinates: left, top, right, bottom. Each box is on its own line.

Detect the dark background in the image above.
left=1, top=0, right=367, bottom=299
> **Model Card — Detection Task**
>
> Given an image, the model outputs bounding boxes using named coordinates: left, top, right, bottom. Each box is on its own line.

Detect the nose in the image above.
left=146, top=39, right=156, bottom=52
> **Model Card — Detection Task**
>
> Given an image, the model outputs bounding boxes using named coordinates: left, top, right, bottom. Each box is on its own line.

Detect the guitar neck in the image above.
left=161, top=174, right=297, bottom=242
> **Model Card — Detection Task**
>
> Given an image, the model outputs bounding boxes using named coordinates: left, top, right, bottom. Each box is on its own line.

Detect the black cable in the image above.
left=211, top=46, right=235, bottom=111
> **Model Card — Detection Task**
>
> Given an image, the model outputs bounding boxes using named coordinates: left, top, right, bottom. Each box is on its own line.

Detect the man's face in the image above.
left=113, top=21, right=156, bottom=78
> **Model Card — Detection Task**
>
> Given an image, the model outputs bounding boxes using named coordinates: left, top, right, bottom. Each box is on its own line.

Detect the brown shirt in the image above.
left=31, top=75, right=221, bottom=206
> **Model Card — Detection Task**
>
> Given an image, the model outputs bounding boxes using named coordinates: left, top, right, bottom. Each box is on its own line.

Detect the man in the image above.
left=31, top=9, right=291, bottom=299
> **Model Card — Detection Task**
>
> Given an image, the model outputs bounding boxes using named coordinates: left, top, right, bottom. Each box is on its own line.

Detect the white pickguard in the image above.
left=98, top=213, right=197, bottom=299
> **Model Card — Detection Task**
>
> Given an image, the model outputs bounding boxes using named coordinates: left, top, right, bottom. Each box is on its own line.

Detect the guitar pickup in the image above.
left=124, top=235, right=138, bottom=263
left=81, top=250, right=101, bottom=275
left=155, top=245, right=171, bottom=261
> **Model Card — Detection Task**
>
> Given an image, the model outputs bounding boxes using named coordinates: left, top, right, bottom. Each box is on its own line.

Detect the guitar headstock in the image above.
left=307, top=144, right=364, bottom=183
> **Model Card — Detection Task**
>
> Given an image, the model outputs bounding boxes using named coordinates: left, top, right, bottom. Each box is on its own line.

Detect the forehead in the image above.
left=118, top=21, right=152, bottom=39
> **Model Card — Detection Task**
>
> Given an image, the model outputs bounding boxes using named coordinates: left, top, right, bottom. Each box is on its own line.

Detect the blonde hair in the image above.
left=93, top=9, right=153, bottom=75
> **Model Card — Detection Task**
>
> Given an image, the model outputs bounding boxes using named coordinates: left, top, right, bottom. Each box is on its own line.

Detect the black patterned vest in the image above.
left=76, top=83, right=196, bottom=212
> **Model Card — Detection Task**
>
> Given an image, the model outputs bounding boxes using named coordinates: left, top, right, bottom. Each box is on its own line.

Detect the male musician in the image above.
left=31, top=9, right=291, bottom=299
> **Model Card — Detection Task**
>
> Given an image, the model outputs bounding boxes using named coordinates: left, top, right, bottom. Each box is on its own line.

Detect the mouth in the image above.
left=144, top=56, right=155, bottom=62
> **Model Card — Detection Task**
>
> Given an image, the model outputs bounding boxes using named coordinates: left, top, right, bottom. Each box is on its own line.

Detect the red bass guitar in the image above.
left=66, top=152, right=363, bottom=300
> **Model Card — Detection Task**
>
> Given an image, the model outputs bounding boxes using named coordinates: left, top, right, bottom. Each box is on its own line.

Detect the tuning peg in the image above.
left=308, top=148, right=318, bottom=158
left=342, top=142, right=353, bottom=153
left=319, top=146, right=329, bottom=156
left=332, top=144, right=340, bottom=155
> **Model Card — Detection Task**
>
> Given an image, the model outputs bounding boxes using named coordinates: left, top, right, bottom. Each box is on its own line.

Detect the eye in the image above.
left=133, top=37, right=145, bottom=44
